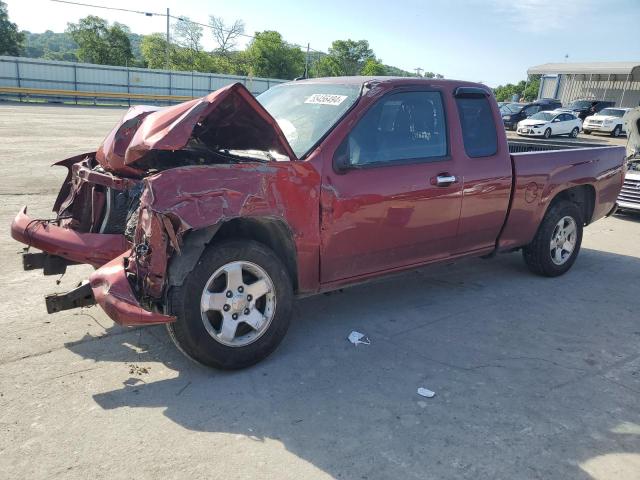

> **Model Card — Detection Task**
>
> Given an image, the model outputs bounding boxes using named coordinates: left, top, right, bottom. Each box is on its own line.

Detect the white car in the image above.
left=583, top=108, right=631, bottom=137
left=517, top=110, right=582, bottom=139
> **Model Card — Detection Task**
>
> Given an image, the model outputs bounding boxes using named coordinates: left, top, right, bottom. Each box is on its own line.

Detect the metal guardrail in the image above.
left=0, top=56, right=287, bottom=106
left=0, top=86, right=194, bottom=104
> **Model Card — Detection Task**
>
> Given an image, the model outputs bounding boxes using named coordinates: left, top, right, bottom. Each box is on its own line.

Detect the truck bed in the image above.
left=508, top=138, right=609, bottom=153
left=498, top=142, right=626, bottom=251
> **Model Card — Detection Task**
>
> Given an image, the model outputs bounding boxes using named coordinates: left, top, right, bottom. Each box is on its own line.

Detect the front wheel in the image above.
left=522, top=201, right=583, bottom=277
left=167, top=239, right=293, bottom=369
left=544, top=128, right=552, bottom=139
left=570, top=127, right=579, bottom=138
left=611, top=125, right=622, bottom=137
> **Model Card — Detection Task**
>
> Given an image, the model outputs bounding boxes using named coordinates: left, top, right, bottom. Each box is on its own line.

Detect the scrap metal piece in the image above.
left=22, top=251, right=78, bottom=275
left=45, top=282, right=95, bottom=314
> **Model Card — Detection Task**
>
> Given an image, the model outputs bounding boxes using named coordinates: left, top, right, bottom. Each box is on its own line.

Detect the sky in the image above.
left=4, top=0, right=640, bottom=86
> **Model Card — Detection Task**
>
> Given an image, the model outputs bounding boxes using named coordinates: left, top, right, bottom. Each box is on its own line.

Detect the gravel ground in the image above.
left=0, top=103, right=639, bottom=480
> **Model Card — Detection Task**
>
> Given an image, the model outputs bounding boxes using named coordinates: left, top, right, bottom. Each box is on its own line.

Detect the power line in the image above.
left=50, top=0, right=164, bottom=17
left=49, top=0, right=326, bottom=54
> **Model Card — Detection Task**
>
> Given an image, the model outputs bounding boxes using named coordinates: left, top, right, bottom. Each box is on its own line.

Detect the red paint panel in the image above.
left=90, top=253, right=174, bottom=326
left=10, top=206, right=129, bottom=266
left=130, top=161, right=322, bottom=295
left=499, top=146, right=626, bottom=250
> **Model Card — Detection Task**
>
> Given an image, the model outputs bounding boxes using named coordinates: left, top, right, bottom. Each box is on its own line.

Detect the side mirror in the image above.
left=553, top=118, right=560, bottom=123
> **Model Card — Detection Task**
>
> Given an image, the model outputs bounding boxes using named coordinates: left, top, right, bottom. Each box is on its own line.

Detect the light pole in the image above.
left=166, top=8, right=170, bottom=70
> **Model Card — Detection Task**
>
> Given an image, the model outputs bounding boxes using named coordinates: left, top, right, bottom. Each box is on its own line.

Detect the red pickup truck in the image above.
left=11, top=78, right=626, bottom=369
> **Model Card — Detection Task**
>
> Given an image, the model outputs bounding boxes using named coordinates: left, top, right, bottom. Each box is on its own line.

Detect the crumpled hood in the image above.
left=96, top=83, right=297, bottom=175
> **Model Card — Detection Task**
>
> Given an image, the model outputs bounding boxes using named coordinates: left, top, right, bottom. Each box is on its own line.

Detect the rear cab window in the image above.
left=455, top=95, right=498, bottom=158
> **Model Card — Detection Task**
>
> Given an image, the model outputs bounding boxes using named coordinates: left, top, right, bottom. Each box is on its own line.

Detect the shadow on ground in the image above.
left=66, top=248, right=640, bottom=479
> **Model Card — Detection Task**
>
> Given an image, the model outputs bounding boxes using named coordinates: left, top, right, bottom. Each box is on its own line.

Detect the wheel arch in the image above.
left=548, top=184, right=596, bottom=225
left=167, top=216, right=299, bottom=292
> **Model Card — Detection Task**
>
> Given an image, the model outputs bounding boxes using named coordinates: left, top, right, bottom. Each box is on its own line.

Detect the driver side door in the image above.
left=319, top=90, right=463, bottom=284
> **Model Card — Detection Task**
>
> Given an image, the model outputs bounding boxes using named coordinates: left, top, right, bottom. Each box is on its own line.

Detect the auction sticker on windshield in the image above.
left=304, top=94, right=348, bottom=106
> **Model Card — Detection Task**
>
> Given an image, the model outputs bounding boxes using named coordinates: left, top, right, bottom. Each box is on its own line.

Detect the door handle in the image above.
left=434, top=174, right=457, bottom=187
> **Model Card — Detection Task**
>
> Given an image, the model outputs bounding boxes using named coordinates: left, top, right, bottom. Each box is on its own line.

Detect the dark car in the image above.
left=563, top=99, right=615, bottom=120
left=500, top=98, right=562, bottom=130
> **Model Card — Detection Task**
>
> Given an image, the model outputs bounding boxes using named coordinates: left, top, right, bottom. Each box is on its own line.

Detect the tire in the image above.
left=522, top=201, right=583, bottom=277
left=583, top=130, right=591, bottom=135
left=570, top=127, right=579, bottom=138
left=544, top=128, right=552, bottom=139
left=167, top=239, right=293, bottom=369
left=611, top=125, right=621, bottom=137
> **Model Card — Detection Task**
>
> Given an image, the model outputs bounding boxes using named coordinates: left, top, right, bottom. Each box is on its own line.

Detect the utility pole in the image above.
left=415, top=67, right=423, bottom=77
left=304, top=43, right=310, bottom=78
left=166, top=8, right=170, bottom=70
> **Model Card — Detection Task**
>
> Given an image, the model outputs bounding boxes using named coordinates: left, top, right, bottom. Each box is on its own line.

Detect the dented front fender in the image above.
left=127, top=161, right=322, bottom=299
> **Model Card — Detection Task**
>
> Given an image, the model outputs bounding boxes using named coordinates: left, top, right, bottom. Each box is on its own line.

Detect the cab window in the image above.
left=455, top=96, right=498, bottom=158
left=343, top=91, right=448, bottom=166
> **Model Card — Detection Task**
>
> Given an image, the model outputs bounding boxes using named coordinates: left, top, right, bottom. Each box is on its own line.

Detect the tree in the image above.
left=0, top=1, right=24, bottom=56
left=360, top=58, right=387, bottom=76
left=173, top=17, right=202, bottom=53
left=22, top=30, right=78, bottom=61
left=245, top=31, right=304, bottom=79
left=172, top=17, right=204, bottom=69
left=494, top=76, right=540, bottom=102
left=66, top=16, right=132, bottom=66
left=209, top=16, right=245, bottom=54
left=312, top=39, right=375, bottom=77
left=140, top=33, right=171, bottom=69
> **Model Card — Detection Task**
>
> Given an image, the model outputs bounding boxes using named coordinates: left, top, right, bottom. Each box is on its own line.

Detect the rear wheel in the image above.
left=611, top=125, right=622, bottom=137
left=570, top=127, right=579, bottom=138
left=544, top=128, right=552, bottom=139
left=167, top=240, right=293, bottom=369
left=522, top=201, right=583, bottom=277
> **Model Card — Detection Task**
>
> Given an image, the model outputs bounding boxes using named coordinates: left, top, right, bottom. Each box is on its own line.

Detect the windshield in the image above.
left=500, top=103, right=523, bottom=114
left=599, top=108, right=625, bottom=117
left=530, top=112, right=554, bottom=121
left=257, top=83, right=361, bottom=158
left=568, top=100, right=592, bottom=109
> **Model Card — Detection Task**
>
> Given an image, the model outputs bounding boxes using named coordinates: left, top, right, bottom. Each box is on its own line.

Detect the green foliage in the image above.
left=383, top=65, right=416, bottom=77
left=360, top=58, right=387, bottom=76
left=312, top=39, right=375, bottom=77
left=245, top=31, right=304, bottom=79
left=0, top=0, right=24, bottom=56
left=12, top=12, right=437, bottom=83
left=494, top=75, right=541, bottom=102
left=66, top=16, right=132, bottom=66
left=22, top=31, right=78, bottom=61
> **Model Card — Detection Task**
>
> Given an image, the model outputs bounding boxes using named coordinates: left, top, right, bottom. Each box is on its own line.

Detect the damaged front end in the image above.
left=12, top=82, right=300, bottom=326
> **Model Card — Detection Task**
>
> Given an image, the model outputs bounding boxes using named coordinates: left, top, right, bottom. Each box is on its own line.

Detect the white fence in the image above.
left=0, top=56, right=287, bottom=105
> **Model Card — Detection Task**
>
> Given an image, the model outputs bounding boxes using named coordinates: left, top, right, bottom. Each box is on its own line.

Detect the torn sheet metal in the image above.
left=95, top=83, right=297, bottom=174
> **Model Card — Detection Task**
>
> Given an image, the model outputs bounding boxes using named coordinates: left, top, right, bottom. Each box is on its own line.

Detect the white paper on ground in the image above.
left=417, top=387, right=435, bottom=398
left=347, top=331, right=371, bottom=346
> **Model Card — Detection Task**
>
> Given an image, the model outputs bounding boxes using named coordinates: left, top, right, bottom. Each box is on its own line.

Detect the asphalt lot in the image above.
left=0, top=103, right=639, bottom=480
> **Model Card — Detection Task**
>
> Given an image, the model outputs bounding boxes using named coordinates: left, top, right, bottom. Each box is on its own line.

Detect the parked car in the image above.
left=517, top=110, right=582, bottom=138
left=583, top=108, right=631, bottom=137
left=11, top=78, right=625, bottom=369
left=501, top=98, right=562, bottom=130
left=561, top=99, right=615, bottom=120
left=617, top=107, right=640, bottom=213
